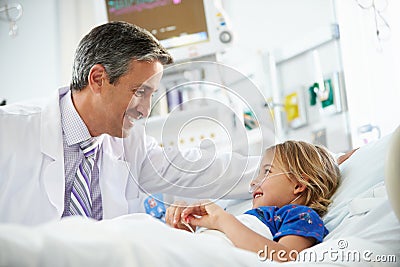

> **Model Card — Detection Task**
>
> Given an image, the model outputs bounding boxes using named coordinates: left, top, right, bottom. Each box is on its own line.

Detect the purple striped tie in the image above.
left=70, top=138, right=97, bottom=217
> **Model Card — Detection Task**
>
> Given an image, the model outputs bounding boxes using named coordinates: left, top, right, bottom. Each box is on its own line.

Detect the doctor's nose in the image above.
left=137, top=99, right=151, bottom=118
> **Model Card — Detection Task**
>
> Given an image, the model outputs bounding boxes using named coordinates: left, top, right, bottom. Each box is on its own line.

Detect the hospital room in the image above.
left=0, top=0, right=399, bottom=266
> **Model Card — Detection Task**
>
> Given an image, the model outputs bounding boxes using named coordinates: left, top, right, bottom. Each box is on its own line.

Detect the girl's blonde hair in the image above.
left=270, top=140, right=341, bottom=217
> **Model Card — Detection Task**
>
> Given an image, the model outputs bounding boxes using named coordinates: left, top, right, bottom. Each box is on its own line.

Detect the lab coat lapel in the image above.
left=40, top=88, right=67, bottom=217
left=100, top=137, right=130, bottom=219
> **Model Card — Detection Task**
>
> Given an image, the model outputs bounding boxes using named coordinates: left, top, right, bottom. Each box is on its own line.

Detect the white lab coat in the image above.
left=0, top=87, right=259, bottom=225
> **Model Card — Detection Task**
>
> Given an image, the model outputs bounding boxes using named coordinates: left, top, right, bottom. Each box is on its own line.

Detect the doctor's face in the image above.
left=100, top=60, right=163, bottom=137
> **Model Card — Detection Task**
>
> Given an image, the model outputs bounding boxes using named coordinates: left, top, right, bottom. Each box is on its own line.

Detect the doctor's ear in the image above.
left=88, top=64, right=107, bottom=93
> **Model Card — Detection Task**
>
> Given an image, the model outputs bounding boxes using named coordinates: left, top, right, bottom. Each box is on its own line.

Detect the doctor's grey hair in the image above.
left=70, top=21, right=173, bottom=91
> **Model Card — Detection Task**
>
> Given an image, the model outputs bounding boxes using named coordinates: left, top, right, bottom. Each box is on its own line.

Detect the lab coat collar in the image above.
left=40, top=87, right=131, bottom=218
left=100, top=151, right=130, bottom=218
left=40, top=87, right=67, bottom=160
left=40, top=87, right=68, bottom=216
left=102, top=135, right=125, bottom=160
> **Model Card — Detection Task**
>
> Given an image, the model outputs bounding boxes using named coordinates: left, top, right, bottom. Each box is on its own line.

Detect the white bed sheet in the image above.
left=1, top=205, right=397, bottom=267
left=1, top=211, right=395, bottom=267
left=0, top=213, right=266, bottom=267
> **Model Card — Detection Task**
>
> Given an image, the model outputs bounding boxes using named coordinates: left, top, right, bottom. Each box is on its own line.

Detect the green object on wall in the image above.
left=308, top=80, right=334, bottom=108
left=309, top=83, right=318, bottom=106
left=321, top=79, right=334, bottom=108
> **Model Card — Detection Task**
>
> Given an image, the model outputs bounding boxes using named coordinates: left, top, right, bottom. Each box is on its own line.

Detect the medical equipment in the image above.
left=248, top=172, right=292, bottom=194
left=181, top=220, right=195, bottom=234
left=357, top=124, right=381, bottom=144
left=103, top=0, right=232, bottom=62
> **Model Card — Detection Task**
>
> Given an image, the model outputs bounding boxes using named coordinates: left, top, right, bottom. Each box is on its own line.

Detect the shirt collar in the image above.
left=60, top=90, right=92, bottom=146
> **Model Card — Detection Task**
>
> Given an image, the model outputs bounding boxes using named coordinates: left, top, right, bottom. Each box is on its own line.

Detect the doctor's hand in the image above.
left=337, top=148, right=359, bottom=165
left=181, top=200, right=229, bottom=231
left=166, top=200, right=195, bottom=232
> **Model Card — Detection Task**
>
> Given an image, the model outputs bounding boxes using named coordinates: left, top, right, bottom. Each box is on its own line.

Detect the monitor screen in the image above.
left=105, top=0, right=209, bottom=50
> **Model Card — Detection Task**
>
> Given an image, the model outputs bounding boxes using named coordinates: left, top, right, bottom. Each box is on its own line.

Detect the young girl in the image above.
left=167, top=140, right=341, bottom=262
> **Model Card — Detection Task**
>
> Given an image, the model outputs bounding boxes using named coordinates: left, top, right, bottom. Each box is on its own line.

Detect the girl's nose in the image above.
left=248, top=179, right=260, bottom=194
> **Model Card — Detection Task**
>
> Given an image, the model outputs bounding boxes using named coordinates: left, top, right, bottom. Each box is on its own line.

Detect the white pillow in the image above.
left=323, top=133, right=392, bottom=231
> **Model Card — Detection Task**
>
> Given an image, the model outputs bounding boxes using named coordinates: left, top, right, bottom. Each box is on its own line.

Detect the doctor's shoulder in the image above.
left=0, top=100, right=44, bottom=140
left=0, top=98, right=45, bottom=116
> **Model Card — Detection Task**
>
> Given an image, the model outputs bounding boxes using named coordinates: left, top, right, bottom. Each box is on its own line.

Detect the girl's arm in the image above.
left=182, top=202, right=314, bottom=262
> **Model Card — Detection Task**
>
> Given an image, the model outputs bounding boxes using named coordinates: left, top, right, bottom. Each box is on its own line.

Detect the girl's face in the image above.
left=250, top=150, right=299, bottom=208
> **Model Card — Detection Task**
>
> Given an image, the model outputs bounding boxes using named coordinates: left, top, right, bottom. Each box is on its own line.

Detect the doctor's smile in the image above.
left=124, top=111, right=142, bottom=128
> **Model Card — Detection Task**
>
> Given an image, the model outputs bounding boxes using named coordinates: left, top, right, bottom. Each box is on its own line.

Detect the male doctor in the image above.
left=0, top=22, right=258, bottom=225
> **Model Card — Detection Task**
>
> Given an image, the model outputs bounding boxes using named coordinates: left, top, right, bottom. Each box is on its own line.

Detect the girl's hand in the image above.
left=166, top=200, right=195, bottom=232
left=181, top=200, right=229, bottom=231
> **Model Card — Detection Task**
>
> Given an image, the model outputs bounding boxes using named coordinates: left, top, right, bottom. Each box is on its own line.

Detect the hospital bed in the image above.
left=0, top=128, right=399, bottom=267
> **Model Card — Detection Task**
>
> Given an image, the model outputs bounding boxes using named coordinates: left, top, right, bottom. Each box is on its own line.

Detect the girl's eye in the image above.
left=264, top=169, right=271, bottom=174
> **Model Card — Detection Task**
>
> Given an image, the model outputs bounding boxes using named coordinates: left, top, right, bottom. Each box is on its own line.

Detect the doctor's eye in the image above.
left=134, top=90, right=145, bottom=97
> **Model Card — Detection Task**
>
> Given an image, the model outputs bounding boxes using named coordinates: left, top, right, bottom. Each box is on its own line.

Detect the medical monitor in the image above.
left=104, top=0, right=232, bottom=62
